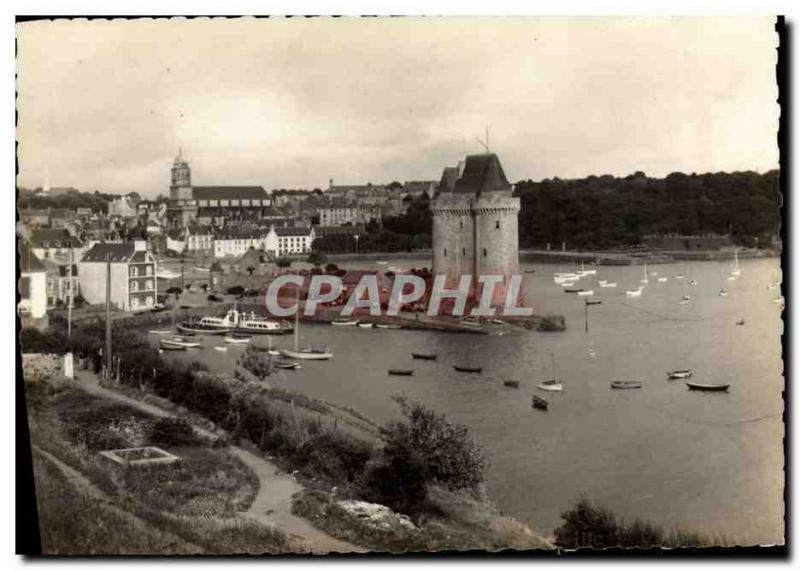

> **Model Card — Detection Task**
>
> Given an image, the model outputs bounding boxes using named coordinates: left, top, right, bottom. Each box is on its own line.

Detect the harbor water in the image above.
left=152, top=257, right=784, bottom=544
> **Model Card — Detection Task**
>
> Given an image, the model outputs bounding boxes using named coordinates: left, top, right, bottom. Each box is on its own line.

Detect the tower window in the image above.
left=483, top=248, right=488, bottom=257
left=459, top=221, right=463, bottom=230
left=462, top=248, right=466, bottom=256
left=495, top=220, right=500, bottom=229
left=444, top=248, right=447, bottom=256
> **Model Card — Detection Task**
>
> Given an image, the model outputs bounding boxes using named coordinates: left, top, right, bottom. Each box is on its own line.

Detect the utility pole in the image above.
left=105, top=253, right=112, bottom=381
left=67, top=247, right=73, bottom=337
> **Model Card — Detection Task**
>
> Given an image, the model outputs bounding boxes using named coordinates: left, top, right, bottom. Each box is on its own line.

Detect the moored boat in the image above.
left=610, top=380, right=643, bottom=390
left=388, top=369, right=415, bottom=376
left=412, top=352, right=438, bottom=360
left=577, top=290, right=594, bottom=297
left=503, top=380, right=520, bottom=388
left=224, top=335, right=251, bottom=345
left=376, top=323, right=402, bottom=329
left=626, top=287, right=643, bottom=297
left=532, top=395, right=549, bottom=411
left=274, top=361, right=302, bottom=370
left=213, top=346, right=228, bottom=352
left=686, top=382, right=730, bottom=392
left=331, top=319, right=359, bottom=326
left=452, top=364, right=482, bottom=373
left=735, top=318, right=745, bottom=326
left=537, top=380, right=563, bottom=392
left=564, top=288, right=584, bottom=294
left=177, top=322, right=231, bottom=335
left=358, top=322, right=374, bottom=329
left=667, top=369, right=693, bottom=379
left=585, top=299, right=602, bottom=305
left=279, top=347, right=334, bottom=361
left=149, top=329, right=172, bottom=335
left=599, top=282, right=617, bottom=288
left=159, top=339, right=187, bottom=351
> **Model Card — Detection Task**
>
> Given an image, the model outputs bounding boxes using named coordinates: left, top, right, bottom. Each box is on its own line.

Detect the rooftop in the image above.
left=192, top=186, right=268, bottom=201
left=81, top=242, right=136, bottom=263
left=30, top=228, right=84, bottom=248
left=453, top=154, right=512, bottom=196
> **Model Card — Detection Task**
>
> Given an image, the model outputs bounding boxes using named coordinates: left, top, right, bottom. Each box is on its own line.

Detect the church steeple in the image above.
left=171, top=148, right=191, bottom=189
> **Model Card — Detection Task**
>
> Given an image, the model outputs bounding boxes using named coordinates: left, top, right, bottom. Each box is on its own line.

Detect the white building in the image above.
left=78, top=241, right=158, bottom=311
left=265, top=226, right=315, bottom=257
left=213, top=229, right=268, bottom=258
left=108, top=195, right=139, bottom=218
left=19, top=244, right=48, bottom=319
left=185, top=227, right=214, bottom=254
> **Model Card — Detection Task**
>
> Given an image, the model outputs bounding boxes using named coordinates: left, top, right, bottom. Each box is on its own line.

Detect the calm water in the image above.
left=153, top=257, right=784, bottom=544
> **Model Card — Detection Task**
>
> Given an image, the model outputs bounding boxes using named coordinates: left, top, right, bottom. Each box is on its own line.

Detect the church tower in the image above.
left=431, top=153, right=520, bottom=308
left=167, top=149, right=197, bottom=228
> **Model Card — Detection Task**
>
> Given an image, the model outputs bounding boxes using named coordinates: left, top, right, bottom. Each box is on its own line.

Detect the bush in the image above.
left=363, top=443, right=428, bottom=515
left=379, top=395, right=488, bottom=495
left=554, top=495, right=714, bottom=549
left=307, top=250, right=328, bottom=266
left=237, top=346, right=273, bottom=381
left=149, top=417, right=196, bottom=447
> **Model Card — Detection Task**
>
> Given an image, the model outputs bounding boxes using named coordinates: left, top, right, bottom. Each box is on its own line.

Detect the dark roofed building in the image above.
left=193, top=186, right=268, bottom=201
left=81, top=242, right=136, bottom=263
left=30, top=228, right=84, bottom=249
left=437, top=166, right=460, bottom=196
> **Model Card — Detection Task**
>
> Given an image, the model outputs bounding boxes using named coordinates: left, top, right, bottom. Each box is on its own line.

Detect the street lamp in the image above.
left=354, top=234, right=360, bottom=254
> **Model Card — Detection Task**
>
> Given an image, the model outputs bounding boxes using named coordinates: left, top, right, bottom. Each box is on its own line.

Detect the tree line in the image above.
left=514, top=170, right=780, bottom=249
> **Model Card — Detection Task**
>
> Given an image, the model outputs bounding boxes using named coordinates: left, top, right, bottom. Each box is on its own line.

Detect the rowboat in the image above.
left=585, top=299, right=602, bottom=305
left=168, top=337, right=202, bottom=348
left=610, top=381, right=643, bottom=390
left=503, top=380, right=520, bottom=388
left=213, top=346, right=228, bottom=353
left=388, top=369, right=415, bottom=376
left=452, top=364, right=482, bottom=373
left=626, top=288, right=643, bottom=298
left=148, top=329, right=172, bottom=335
left=564, top=288, right=584, bottom=294
left=599, top=282, right=617, bottom=288
left=667, top=369, right=693, bottom=379
left=224, top=335, right=251, bottom=345
left=657, top=277, right=668, bottom=283
left=735, top=319, right=745, bottom=326
left=679, top=295, right=691, bottom=305
left=412, top=352, right=438, bottom=360
left=686, top=382, right=730, bottom=392
left=331, top=319, right=359, bottom=326
left=358, top=323, right=374, bottom=329
left=159, top=340, right=187, bottom=351
left=531, top=395, right=549, bottom=411
left=274, top=361, right=302, bottom=370
left=524, top=269, right=536, bottom=274
left=577, top=290, right=594, bottom=297
left=376, top=323, right=402, bottom=329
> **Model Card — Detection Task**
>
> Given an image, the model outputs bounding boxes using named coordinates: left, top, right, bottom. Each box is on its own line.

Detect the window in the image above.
left=459, top=221, right=463, bottom=230
left=146, top=280, right=153, bottom=291
left=130, top=267, right=137, bottom=277
left=131, top=281, right=138, bottom=292
left=444, top=248, right=447, bottom=256
left=496, top=220, right=500, bottom=229
left=483, top=248, right=488, bottom=257
left=462, top=248, right=466, bottom=256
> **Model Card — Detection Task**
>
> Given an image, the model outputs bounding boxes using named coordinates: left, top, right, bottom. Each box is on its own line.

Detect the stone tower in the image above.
left=431, top=153, right=520, bottom=306
left=168, top=149, right=197, bottom=228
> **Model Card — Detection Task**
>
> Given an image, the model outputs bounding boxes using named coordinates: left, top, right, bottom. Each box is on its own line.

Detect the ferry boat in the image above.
left=179, top=307, right=290, bottom=336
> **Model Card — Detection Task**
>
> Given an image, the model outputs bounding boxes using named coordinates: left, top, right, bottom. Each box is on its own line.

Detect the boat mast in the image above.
left=551, top=352, right=556, bottom=382
left=294, top=283, right=300, bottom=351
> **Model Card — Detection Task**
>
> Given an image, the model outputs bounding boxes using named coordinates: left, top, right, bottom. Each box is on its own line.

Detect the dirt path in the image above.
left=72, top=371, right=364, bottom=554
left=32, top=445, right=205, bottom=554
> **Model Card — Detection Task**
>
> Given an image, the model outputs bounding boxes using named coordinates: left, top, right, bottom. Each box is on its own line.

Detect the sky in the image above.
left=16, top=16, right=779, bottom=197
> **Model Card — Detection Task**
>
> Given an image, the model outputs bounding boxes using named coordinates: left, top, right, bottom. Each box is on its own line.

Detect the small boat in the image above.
left=524, top=269, right=536, bottom=274
left=599, top=282, right=617, bottom=288
left=686, top=382, right=730, bottom=392
left=213, top=346, right=228, bottom=353
left=280, top=348, right=334, bottom=361
left=331, top=319, right=359, bottom=326
left=667, top=369, right=693, bottom=379
left=503, top=380, right=520, bottom=388
left=719, top=289, right=728, bottom=297
left=358, top=323, right=374, bottom=329
left=537, top=380, right=563, bottom=392
left=577, top=290, right=594, bottom=297
left=376, top=260, right=389, bottom=265
left=735, top=319, right=745, bottom=326
left=453, top=364, right=482, bottom=373
left=675, top=274, right=685, bottom=280
left=148, top=329, right=172, bottom=335
left=679, top=295, right=691, bottom=305
left=274, top=361, right=302, bottom=370
left=412, top=352, right=438, bottom=360
left=657, top=277, right=668, bottom=283
left=177, top=322, right=231, bottom=335
left=727, top=275, right=737, bottom=282
left=610, top=381, right=643, bottom=390
left=159, top=340, right=187, bottom=351
left=224, top=335, right=251, bottom=345
left=388, top=369, right=415, bottom=376
left=376, top=323, right=402, bottom=329
left=626, top=288, right=643, bottom=298
left=538, top=353, right=563, bottom=391
left=564, top=288, right=584, bottom=294
left=598, top=280, right=607, bottom=285
left=531, top=395, right=549, bottom=411
left=585, top=299, right=602, bottom=305
left=689, top=279, right=698, bottom=286
left=560, top=281, right=577, bottom=287
left=168, top=337, right=202, bottom=348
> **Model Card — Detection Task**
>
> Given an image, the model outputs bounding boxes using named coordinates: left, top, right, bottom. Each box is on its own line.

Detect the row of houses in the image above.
left=165, top=224, right=317, bottom=258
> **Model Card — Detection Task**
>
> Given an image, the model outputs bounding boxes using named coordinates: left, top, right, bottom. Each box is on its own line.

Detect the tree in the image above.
left=307, top=250, right=328, bottom=266
left=379, top=395, right=488, bottom=494
left=237, top=346, right=273, bottom=381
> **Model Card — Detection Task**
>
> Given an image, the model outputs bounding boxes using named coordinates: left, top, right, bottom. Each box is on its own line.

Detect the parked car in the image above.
left=225, top=285, right=245, bottom=296
left=243, top=288, right=260, bottom=297
left=165, top=286, right=182, bottom=295
left=207, top=294, right=224, bottom=302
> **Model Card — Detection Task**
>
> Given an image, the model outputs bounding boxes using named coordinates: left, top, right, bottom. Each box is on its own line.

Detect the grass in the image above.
left=32, top=452, right=202, bottom=555
left=25, top=380, right=302, bottom=554
left=291, top=487, right=553, bottom=553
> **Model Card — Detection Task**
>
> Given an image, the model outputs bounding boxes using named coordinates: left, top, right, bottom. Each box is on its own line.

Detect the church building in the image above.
left=167, top=151, right=271, bottom=228
left=431, top=153, right=520, bottom=306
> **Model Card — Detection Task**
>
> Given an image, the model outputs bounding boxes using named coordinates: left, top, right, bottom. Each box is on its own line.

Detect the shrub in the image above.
left=237, top=346, right=273, bottom=381
left=363, top=443, right=428, bottom=515
left=379, top=395, right=488, bottom=495
left=149, top=417, right=196, bottom=447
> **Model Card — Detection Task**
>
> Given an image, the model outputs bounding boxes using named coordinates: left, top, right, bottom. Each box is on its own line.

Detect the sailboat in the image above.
left=279, top=286, right=333, bottom=361
left=718, top=265, right=728, bottom=297
left=537, top=353, right=563, bottom=391
left=626, top=286, right=643, bottom=298
left=730, top=248, right=742, bottom=277
left=639, top=263, right=649, bottom=285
